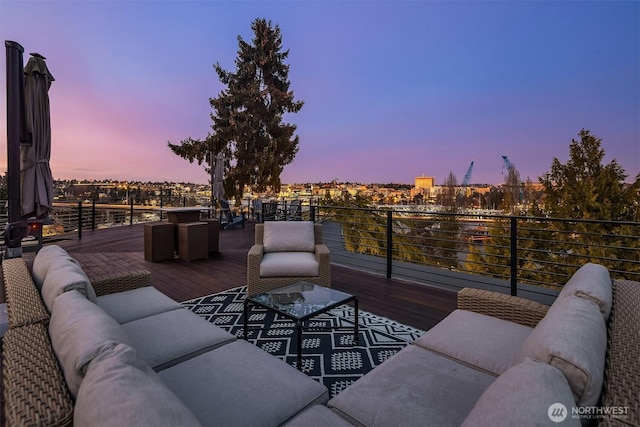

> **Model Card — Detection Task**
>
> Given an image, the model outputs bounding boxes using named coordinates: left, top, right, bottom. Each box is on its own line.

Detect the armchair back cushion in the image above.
left=263, top=221, right=315, bottom=253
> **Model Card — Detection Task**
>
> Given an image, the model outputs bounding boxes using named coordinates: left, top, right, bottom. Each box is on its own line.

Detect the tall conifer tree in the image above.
left=169, top=18, right=303, bottom=203
left=540, top=129, right=639, bottom=221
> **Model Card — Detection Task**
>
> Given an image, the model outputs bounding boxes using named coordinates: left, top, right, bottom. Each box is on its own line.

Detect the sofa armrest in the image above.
left=457, top=288, right=549, bottom=328
left=3, top=322, right=74, bottom=426
left=247, top=244, right=264, bottom=265
left=2, top=258, right=50, bottom=327
left=600, top=279, right=640, bottom=426
left=247, top=244, right=264, bottom=274
left=90, top=269, right=151, bottom=297
left=315, top=244, right=331, bottom=288
left=315, top=244, right=330, bottom=263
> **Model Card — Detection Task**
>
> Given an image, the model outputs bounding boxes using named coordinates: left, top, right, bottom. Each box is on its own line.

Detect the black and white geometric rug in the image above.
left=182, top=286, right=425, bottom=397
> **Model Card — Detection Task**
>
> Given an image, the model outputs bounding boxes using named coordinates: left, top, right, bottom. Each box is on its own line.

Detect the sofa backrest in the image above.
left=512, top=295, right=607, bottom=407
left=555, top=263, right=612, bottom=321
left=510, top=264, right=612, bottom=409
left=31, top=244, right=98, bottom=312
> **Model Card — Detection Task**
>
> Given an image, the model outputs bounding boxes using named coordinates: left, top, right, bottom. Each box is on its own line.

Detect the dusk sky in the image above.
left=1, top=1, right=638, bottom=186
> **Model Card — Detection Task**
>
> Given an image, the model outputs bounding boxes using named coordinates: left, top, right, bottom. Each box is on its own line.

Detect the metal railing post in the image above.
left=510, top=216, right=517, bottom=296
left=77, top=202, right=82, bottom=240
left=130, top=199, right=134, bottom=225
left=386, top=210, right=393, bottom=279
left=310, top=205, right=316, bottom=222
left=91, top=199, right=96, bottom=230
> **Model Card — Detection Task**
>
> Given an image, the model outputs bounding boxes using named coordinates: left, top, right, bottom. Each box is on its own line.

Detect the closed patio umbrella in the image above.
left=212, top=152, right=225, bottom=202
left=21, top=52, right=54, bottom=219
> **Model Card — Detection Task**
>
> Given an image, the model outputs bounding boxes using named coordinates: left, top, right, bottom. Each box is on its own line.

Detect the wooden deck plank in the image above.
left=46, top=222, right=456, bottom=331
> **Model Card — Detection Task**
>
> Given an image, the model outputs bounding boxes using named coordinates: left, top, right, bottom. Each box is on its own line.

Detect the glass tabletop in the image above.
left=248, top=282, right=355, bottom=319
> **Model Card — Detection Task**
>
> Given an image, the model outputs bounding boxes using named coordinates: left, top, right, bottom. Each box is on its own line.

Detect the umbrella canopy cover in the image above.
left=21, top=53, right=55, bottom=219
left=213, top=152, right=225, bottom=201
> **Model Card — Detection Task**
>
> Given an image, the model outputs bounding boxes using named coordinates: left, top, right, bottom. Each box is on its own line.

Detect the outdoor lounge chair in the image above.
left=246, top=221, right=330, bottom=295
left=285, top=199, right=302, bottom=221
left=262, top=201, right=278, bottom=221
left=218, top=199, right=246, bottom=230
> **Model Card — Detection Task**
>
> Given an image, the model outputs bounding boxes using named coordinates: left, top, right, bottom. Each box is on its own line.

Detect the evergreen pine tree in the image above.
left=169, top=18, right=303, bottom=203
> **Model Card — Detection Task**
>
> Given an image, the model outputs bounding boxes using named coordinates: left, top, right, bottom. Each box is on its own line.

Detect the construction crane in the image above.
left=501, top=155, right=513, bottom=174
left=462, top=161, right=474, bottom=186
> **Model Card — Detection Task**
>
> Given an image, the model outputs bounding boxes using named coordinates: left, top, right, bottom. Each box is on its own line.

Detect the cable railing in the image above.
left=2, top=199, right=638, bottom=302
left=305, top=204, right=639, bottom=295
left=252, top=201, right=638, bottom=301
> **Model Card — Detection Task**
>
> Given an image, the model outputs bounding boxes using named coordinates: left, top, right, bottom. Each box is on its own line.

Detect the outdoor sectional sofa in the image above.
left=3, top=244, right=638, bottom=426
left=2, top=245, right=328, bottom=426
left=286, top=263, right=639, bottom=426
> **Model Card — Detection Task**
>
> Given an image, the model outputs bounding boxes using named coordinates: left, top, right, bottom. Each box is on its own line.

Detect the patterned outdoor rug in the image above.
left=182, top=286, right=425, bottom=397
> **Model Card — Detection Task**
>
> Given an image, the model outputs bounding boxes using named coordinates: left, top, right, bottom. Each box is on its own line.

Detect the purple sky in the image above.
left=1, top=1, right=638, bottom=186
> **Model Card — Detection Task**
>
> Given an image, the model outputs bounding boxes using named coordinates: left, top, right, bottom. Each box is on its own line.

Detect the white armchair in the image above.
left=246, top=221, right=331, bottom=296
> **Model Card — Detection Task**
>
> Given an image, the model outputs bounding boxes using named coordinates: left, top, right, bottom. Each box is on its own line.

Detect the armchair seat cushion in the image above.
left=260, top=252, right=319, bottom=277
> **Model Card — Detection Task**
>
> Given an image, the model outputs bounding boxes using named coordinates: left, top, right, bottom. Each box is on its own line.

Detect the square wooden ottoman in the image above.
left=200, top=218, right=220, bottom=253
left=144, top=222, right=175, bottom=262
left=178, top=222, right=208, bottom=261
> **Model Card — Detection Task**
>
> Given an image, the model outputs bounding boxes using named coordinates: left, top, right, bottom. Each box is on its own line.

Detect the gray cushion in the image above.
left=31, top=245, right=78, bottom=289
left=260, top=252, right=319, bottom=277
left=121, top=308, right=236, bottom=371
left=96, top=286, right=182, bottom=324
left=328, top=345, right=495, bottom=427
left=513, top=295, right=606, bottom=407
left=49, top=290, right=132, bottom=398
left=284, top=405, right=354, bottom=427
left=557, top=263, right=612, bottom=320
left=264, top=221, right=315, bottom=253
left=74, top=343, right=202, bottom=427
left=41, top=263, right=97, bottom=312
left=462, top=358, right=580, bottom=427
left=158, top=340, right=329, bottom=427
left=414, top=309, right=533, bottom=375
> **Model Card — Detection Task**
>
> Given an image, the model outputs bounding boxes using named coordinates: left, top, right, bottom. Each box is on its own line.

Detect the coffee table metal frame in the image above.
left=243, top=282, right=359, bottom=370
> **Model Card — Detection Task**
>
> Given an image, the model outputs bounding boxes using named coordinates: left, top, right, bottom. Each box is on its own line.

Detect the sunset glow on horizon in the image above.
left=1, top=1, right=638, bottom=186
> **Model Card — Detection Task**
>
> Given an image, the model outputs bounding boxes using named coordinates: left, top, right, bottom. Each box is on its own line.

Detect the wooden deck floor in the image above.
left=44, top=222, right=457, bottom=331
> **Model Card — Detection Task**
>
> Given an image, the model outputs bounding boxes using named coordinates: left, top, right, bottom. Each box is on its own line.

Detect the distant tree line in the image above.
left=318, top=130, right=640, bottom=285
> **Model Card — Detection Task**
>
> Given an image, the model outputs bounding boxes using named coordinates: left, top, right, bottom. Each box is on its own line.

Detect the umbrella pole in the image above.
left=214, top=149, right=216, bottom=218
left=4, top=41, right=29, bottom=258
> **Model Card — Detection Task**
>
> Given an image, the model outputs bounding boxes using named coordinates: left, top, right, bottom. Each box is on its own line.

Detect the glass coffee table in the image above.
left=244, top=282, right=359, bottom=370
